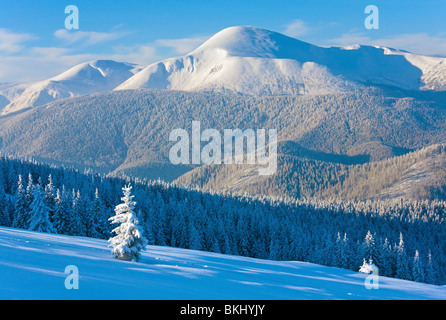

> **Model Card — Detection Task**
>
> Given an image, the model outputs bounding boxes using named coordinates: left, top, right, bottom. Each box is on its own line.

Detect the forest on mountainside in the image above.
left=0, top=88, right=444, bottom=182
left=176, top=143, right=446, bottom=201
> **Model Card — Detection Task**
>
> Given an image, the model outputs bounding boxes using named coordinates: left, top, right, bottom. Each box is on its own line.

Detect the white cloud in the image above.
left=0, top=49, right=96, bottom=83
left=0, top=25, right=211, bottom=83
left=0, top=40, right=164, bottom=83
left=0, top=29, right=36, bottom=53
left=283, top=19, right=311, bottom=38
left=54, top=29, right=126, bottom=46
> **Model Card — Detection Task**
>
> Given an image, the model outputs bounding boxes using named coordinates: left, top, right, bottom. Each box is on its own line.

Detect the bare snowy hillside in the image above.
left=1, top=227, right=445, bottom=299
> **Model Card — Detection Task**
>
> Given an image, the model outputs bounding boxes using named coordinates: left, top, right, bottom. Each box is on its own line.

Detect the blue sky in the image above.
left=0, top=0, right=445, bottom=82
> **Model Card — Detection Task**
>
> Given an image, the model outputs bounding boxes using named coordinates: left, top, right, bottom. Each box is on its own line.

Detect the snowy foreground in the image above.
left=0, top=227, right=445, bottom=300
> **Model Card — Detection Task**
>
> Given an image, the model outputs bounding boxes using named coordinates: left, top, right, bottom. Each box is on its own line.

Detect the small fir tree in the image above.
left=108, top=185, right=147, bottom=262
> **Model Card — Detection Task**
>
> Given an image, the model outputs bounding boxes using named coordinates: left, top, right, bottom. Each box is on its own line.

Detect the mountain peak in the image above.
left=194, top=26, right=314, bottom=59
left=50, top=59, right=142, bottom=82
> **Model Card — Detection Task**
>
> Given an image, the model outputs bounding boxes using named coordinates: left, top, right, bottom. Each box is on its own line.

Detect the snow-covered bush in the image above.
left=359, top=259, right=378, bottom=274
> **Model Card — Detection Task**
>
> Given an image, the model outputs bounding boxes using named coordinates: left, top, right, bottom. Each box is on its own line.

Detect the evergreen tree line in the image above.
left=0, top=155, right=444, bottom=285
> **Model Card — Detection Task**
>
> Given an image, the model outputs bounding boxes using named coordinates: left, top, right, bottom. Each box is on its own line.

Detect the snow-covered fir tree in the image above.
left=425, top=250, right=437, bottom=284
left=0, top=183, right=10, bottom=226
left=28, top=184, right=56, bottom=233
left=396, top=233, right=410, bottom=280
left=188, top=220, right=202, bottom=250
left=70, top=189, right=86, bottom=236
left=13, top=175, right=29, bottom=229
left=335, top=232, right=350, bottom=269
left=44, top=174, right=56, bottom=219
left=89, top=188, right=110, bottom=239
left=108, top=185, right=147, bottom=262
left=52, top=187, right=72, bottom=235
left=412, top=250, right=425, bottom=283
left=363, top=230, right=381, bottom=269
left=25, top=173, right=34, bottom=208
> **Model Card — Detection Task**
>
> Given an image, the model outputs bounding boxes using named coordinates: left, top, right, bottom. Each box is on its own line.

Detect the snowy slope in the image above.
left=0, top=60, right=144, bottom=115
left=116, top=26, right=446, bottom=95
left=0, top=226, right=445, bottom=300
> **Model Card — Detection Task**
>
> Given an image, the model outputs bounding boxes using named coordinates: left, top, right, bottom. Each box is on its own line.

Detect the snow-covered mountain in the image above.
left=1, top=226, right=445, bottom=299
left=2, top=26, right=445, bottom=115
left=0, top=60, right=144, bottom=115
left=116, top=26, right=446, bottom=95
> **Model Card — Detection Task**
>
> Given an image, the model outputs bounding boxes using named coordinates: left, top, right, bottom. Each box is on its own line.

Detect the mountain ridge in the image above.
left=116, top=26, right=446, bottom=94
